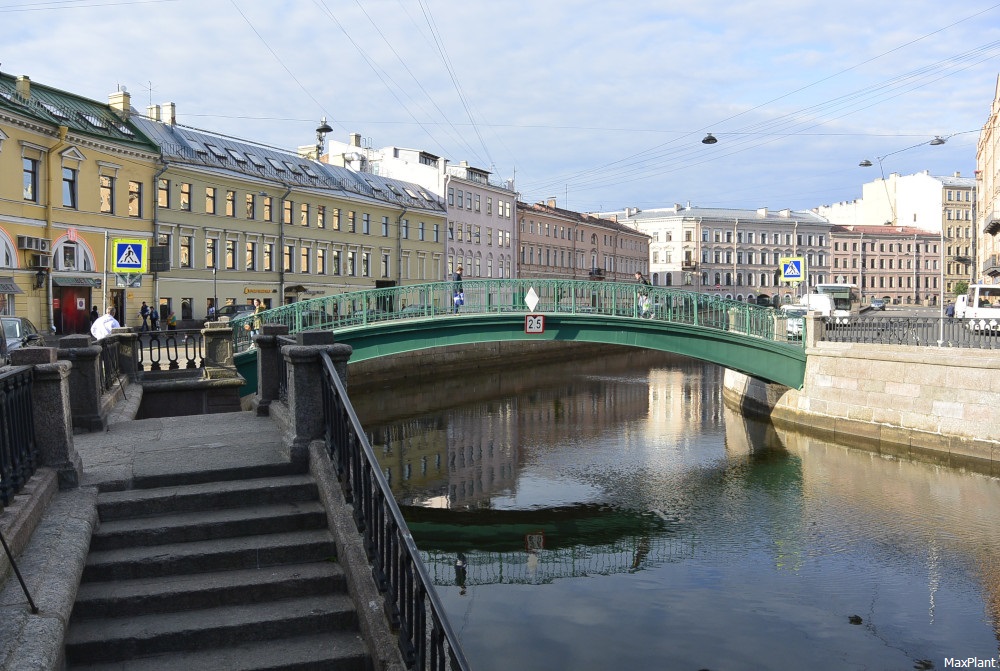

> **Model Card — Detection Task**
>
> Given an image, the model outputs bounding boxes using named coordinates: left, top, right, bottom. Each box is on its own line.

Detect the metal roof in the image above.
left=0, top=74, right=157, bottom=151
left=601, top=205, right=830, bottom=225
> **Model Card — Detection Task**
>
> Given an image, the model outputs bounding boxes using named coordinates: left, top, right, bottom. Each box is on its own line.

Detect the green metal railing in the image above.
left=231, top=279, right=801, bottom=352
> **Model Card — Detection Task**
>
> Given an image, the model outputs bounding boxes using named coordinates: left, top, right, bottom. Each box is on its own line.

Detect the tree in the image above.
left=953, top=280, right=969, bottom=298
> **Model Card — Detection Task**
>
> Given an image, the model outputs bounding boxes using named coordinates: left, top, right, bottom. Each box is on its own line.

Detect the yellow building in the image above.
left=132, top=107, right=447, bottom=324
left=0, top=74, right=159, bottom=334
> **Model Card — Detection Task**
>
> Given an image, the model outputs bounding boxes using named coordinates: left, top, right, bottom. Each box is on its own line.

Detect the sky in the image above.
left=3, top=0, right=1000, bottom=214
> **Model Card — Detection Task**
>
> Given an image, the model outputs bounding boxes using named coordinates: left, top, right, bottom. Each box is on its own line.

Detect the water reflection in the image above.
left=352, top=350, right=1000, bottom=670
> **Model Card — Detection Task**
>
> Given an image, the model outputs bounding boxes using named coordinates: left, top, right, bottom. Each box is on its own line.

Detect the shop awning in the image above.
left=0, top=277, right=24, bottom=294
left=52, top=276, right=102, bottom=288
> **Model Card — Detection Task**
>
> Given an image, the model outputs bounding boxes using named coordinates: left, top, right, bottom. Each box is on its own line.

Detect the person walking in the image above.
left=138, top=301, right=150, bottom=331
left=89, top=305, right=99, bottom=325
left=453, top=266, right=464, bottom=314
left=634, top=271, right=652, bottom=317
left=149, top=306, right=160, bottom=331
left=166, top=311, right=177, bottom=331
left=250, top=298, right=265, bottom=341
left=90, top=306, right=120, bottom=341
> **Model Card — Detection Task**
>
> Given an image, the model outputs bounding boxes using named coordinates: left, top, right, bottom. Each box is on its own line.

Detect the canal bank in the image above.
left=722, top=341, right=1000, bottom=475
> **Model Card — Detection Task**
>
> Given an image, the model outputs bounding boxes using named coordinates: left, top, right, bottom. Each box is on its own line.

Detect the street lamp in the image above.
left=212, top=266, right=217, bottom=320
left=315, top=118, right=333, bottom=160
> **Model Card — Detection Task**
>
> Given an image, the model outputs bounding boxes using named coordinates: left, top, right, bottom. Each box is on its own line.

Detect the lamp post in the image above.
left=212, top=266, right=217, bottom=320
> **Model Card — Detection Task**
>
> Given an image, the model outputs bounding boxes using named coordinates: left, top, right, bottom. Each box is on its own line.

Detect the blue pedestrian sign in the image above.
left=112, top=239, right=148, bottom=274
left=780, top=256, right=804, bottom=283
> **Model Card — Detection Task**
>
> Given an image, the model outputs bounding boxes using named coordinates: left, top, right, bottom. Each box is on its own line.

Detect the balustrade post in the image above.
left=110, top=329, right=140, bottom=380
left=283, top=332, right=352, bottom=463
left=202, top=321, right=238, bottom=379
left=9, top=348, right=82, bottom=489
left=805, top=312, right=823, bottom=348
left=57, top=334, right=105, bottom=431
left=255, top=323, right=290, bottom=416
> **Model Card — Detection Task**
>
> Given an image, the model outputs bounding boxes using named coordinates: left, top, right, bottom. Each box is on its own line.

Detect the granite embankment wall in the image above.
left=723, top=341, right=1000, bottom=472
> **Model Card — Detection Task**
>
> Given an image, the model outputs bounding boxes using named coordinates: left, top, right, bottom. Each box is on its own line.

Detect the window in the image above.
left=100, top=175, right=115, bottom=213
left=316, top=248, right=326, bottom=274
left=475, top=194, right=481, bottom=212
left=300, top=247, right=310, bottom=273
left=205, top=187, right=216, bottom=215
left=486, top=197, right=492, bottom=215
left=317, top=205, right=326, bottom=229
left=331, top=250, right=341, bottom=275
left=225, top=190, right=235, bottom=217
left=433, top=223, right=440, bottom=242
left=362, top=213, right=370, bottom=235
left=347, top=211, right=356, bottom=233
left=418, top=221, right=425, bottom=241
left=22, top=158, right=38, bottom=202
left=263, top=196, right=272, bottom=222
left=225, top=239, right=236, bottom=269
left=246, top=193, right=255, bottom=219
left=362, top=252, right=371, bottom=277
left=381, top=253, right=390, bottom=278
left=283, top=200, right=292, bottom=225
left=128, top=180, right=142, bottom=218
left=263, top=243, right=274, bottom=271
left=332, top=208, right=341, bottom=231
left=448, top=188, right=454, bottom=206
left=300, top=203, right=309, bottom=226
left=283, top=245, right=293, bottom=272
left=180, top=236, right=192, bottom=268
left=381, top=216, right=389, bottom=237
left=401, top=219, right=409, bottom=239
left=206, top=238, right=218, bottom=268
left=62, top=167, right=78, bottom=208
left=158, top=178, right=169, bottom=209
left=245, top=241, right=257, bottom=271
left=347, top=251, right=356, bottom=276
left=180, top=183, right=191, bottom=211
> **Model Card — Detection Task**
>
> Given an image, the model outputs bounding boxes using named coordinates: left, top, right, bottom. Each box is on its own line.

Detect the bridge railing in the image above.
left=821, top=315, right=1000, bottom=349
left=0, top=366, right=38, bottom=508
left=232, top=279, right=790, bottom=350
left=319, top=352, right=469, bottom=671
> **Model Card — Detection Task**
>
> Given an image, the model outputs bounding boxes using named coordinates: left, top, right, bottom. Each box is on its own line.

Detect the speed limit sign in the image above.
left=525, top=315, right=545, bottom=334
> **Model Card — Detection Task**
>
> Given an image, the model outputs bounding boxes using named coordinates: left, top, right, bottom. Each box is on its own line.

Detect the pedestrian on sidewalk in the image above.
left=150, top=307, right=160, bottom=331
left=166, top=311, right=177, bottom=331
left=138, top=302, right=150, bottom=331
left=89, top=305, right=99, bottom=325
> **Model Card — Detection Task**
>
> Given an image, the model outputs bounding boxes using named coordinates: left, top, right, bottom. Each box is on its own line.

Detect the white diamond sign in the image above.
left=525, top=287, right=539, bottom=312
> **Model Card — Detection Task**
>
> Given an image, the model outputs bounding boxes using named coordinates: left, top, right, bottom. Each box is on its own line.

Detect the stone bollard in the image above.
left=9, top=347, right=82, bottom=489
left=805, top=312, right=823, bottom=348
left=109, top=328, right=140, bottom=380
left=255, top=323, right=290, bottom=416
left=57, top=334, right=105, bottom=431
left=202, top=321, right=238, bottom=379
left=282, top=331, right=353, bottom=464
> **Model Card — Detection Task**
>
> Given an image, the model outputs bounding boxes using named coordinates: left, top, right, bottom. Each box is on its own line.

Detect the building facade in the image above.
left=830, top=225, right=943, bottom=306
left=0, top=74, right=160, bottom=334
left=517, top=199, right=649, bottom=281
left=326, top=134, right=518, bottom=281
left=978, top=76, right=1000, bottom=283
left=600, top=205, right=832, bottom=305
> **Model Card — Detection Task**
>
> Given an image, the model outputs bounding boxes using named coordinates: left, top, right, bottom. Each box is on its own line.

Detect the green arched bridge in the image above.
left=232, top=279, right=807, bottom=389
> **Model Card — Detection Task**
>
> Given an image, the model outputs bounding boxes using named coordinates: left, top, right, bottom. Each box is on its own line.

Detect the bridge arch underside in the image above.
left=333, top=315, right=806, bottom=389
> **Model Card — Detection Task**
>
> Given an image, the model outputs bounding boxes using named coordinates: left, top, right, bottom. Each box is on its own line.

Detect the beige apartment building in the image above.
left=517, top=200, right=649, bottom=281
left=978, top=76, right=1000, bottom=283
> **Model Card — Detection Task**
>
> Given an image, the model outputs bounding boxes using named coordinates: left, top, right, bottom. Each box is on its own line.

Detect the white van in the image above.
left=798, top=293, right=851, bottom=324
left=954, top=284, right=1000, bottom=331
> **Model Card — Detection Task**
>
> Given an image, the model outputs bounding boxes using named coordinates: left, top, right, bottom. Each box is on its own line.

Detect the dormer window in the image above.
left=266, top=158, right=286, bottom=172
left=205, top=144, right=228, bottom=160
left=226, top=149, right=247, bottom=163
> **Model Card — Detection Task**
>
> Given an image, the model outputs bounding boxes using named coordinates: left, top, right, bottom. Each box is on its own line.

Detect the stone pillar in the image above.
left=9, top=348, right=82, bottom=489
left=284, top=331, right=352, bottom=463
left=57, top=334, right=104, bottom=431
left=256, top=323, right=290, bottom=416
left=805, top=312, right=823, bottom=348
left=110, top=329, right=140, bottom=380
left=202, top=322, right=238, bottom=379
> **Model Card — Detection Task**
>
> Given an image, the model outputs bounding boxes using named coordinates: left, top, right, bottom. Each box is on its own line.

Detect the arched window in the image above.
left=53, top=238, right=96, bottom=272
left=713, top=272, right=721, bottom=286
left=0, top=230, right=16, bottom=269
left=725, top=272, right=733, bottom=286
left=664, top=273, right=672, bottom=286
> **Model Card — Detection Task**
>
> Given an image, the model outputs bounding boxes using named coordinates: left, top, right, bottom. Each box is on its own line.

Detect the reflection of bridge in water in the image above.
left=403, top=504, right=698, bottom=587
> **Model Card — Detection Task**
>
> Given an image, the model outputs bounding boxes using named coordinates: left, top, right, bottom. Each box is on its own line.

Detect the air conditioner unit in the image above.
left=38, top=239, right=51, bottom=253
left=17, top=235, right=40, bottom=251
left=31, top=254, right=52, bottom=269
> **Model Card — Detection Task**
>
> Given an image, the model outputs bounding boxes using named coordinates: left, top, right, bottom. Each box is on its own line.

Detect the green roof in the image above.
left=0, top=74, right=158, bottom=152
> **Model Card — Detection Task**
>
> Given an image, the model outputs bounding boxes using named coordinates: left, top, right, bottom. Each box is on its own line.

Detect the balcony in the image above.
left=983, top=255, right=1000, bottom=278
left=681, top=261, right=698, bottom=272
left=984, top=211, right=1000, bottom=236
left=587, top=268, right=605, bottom=280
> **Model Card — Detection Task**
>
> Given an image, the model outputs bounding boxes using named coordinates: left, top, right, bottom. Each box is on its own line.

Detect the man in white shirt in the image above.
left=90, top=306, right=121, bottom=340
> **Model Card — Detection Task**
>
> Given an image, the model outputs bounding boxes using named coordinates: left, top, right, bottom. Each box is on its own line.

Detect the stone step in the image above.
left=66, top=632, right=370, bottom=671
left=90, top=500, right=329, bottom=551
left=64, top=594, right=360, bottom=665
left=96, top=474, right=319, bottom=521
left=126, top=460, right=307, bottom=492
left=72, top=562, right=346, bottom=619
left=82, top=529, right=336, bottom=582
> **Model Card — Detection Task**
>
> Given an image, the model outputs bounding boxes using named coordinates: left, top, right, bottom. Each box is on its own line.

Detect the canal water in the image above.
left=350, top=349, right=1000, bottom=671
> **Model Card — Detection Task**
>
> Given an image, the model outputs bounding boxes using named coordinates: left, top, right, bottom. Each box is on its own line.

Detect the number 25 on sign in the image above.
left=525, top=315, right=545, bottom=334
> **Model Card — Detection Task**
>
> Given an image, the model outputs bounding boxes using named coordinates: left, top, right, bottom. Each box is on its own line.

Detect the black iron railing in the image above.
left=821, top=315, right=1000, bottom=349
left=97, top=338, right=122, bottom=392
left=0, top=366, right=38, bottom=507
left=136, top=330, right=205, bottom=371
left=319, top=353, right=469, bottom=671
left=276, top=335, right=293, bottom=402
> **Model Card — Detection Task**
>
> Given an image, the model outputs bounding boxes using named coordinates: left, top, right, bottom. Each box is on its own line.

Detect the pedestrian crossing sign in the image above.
left=112, top=239, right=148, bottom=274
left=780, top=257, right=804, bottom=283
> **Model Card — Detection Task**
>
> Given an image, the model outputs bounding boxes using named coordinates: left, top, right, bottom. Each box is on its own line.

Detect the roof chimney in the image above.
left=547, top=198, right=557, bottom=208
left=349, top=132, right=361, bottom=147
left=147, top=104, right=161, bottom=122
left=15, top=75, right=30, bottom=100
left=954, top=171, right=961, bottom=178
left=163, top=102, right=176, bottom=125
left=109, top=87, right=130, bottom=119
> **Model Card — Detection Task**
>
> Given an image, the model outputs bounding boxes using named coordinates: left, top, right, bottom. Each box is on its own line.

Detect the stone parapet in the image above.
left=723, top=341, right=1000, bottom=473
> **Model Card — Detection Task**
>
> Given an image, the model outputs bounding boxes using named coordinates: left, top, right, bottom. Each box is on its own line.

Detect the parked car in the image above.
left=212, top=304, right=255, bottom=321
left=870, top=298, right=886, bottom=311
left=1, top=316, right=43, bottom=362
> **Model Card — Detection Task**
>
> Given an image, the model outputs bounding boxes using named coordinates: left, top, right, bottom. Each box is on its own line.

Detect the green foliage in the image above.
left=953, top=280, right=969, bottom=298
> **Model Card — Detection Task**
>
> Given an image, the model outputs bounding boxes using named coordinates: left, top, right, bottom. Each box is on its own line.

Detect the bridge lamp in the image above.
left=701, top=133, right=718, bottom=145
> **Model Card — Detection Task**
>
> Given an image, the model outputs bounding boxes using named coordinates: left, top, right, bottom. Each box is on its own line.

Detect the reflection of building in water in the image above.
left=645, top=361, right=724, bottom=446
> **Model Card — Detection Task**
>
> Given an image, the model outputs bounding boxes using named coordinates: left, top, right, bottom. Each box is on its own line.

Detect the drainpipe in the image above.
left=278, top=183, right=291, bottom=304
left=45, top=126, right=70, bottom=333
left=152, top=161, right=169, bottom=318
left=396, top=205, right=407, bottom=288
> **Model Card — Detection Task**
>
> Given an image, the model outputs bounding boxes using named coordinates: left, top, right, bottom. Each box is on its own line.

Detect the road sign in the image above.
left=115, top=273, right=141, bottom=288
left=780, top=257, right=804, bottom=283
left=112, top=239, right=148, bottom=274
left=525, top=315, right=545, bottom=334
left=525, top=287, right=539, bottom=312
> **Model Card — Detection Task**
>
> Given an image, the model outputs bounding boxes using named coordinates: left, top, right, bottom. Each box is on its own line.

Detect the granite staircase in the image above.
left=64, top=463, right=372, bottom=671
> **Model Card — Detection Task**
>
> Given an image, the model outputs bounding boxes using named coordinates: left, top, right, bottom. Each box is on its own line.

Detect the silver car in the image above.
left=1, top=316, right=43, bottom=363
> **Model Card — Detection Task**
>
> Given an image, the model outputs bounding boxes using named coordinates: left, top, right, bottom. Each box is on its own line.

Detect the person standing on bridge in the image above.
left=635, top=271, right=652, bottom=317
left=453, top=266, right=464, bottom=314
left=250, top=298, right=265, bottom=340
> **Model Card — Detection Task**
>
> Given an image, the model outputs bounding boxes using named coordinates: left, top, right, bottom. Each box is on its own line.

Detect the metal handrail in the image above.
left=0, top=366, right=38, bottom=507
left=319, top=353, right=469, bottom=671
left=232, top=279, right=793, bottom=352
left=821, top=315, right=1000, bottom=349
left=136, top=329, right=205, bottom=371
